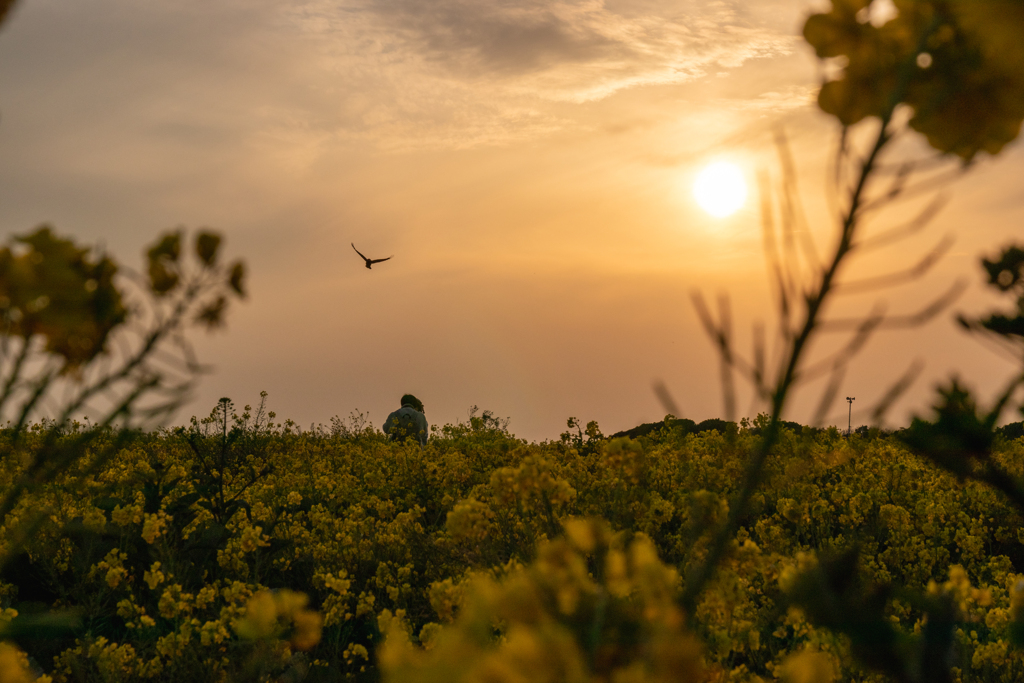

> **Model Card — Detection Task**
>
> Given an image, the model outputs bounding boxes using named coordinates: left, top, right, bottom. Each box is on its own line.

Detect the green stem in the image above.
left=682, top=113, right=894, bottom=620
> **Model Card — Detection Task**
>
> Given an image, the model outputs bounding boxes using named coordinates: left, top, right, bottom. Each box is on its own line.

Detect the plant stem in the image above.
left=682, top=115, right=893, bottom=620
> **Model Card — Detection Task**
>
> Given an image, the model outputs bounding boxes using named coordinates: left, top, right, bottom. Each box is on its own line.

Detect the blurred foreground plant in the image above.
left=0, top=227, right=246, bottom=565
left=898, top=242, right=1024, bottom=512
left=233, top=589, right=323, bottom=682
left=684, top=0, right=1024, bottom=678
left=379, top=518, right=706, bottom=683
left=0, top=226, right=245, bottom=679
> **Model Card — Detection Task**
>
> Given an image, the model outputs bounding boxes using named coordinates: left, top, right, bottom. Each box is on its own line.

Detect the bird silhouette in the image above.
left=351, top=243, right=392, bottom=269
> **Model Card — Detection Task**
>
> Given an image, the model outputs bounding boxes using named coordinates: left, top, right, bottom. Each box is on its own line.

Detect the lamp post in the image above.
left=846, top=396, right=855, bottom=436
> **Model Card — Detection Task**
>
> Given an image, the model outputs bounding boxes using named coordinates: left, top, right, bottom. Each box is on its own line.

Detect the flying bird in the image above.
left=351, top=243, right=392, bottom=269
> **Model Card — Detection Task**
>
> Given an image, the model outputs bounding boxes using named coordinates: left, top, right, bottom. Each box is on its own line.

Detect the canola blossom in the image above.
left=0, top=416, right=1022, bottom=681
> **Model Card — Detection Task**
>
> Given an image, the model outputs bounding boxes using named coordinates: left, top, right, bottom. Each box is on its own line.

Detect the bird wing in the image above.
left=351, top=243, right=368, bottom=261
left=369, top=256, right=392, bottom=264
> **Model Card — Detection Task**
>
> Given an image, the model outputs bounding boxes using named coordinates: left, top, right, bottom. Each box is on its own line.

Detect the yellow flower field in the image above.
left=0, top=407, right=1022, bottom=682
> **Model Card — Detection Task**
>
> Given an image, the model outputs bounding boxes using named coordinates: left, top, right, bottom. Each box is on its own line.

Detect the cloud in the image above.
left=375, top=0, right=620, bottom=76
left=0, top=0, right=801, bottom=163
left=282, top=0, right=797, bottom=148
left=718, top=84, right=817, bottom=114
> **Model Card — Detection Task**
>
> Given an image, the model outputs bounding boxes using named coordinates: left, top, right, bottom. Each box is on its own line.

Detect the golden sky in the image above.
left=1, top=0, right=1022, bottom=439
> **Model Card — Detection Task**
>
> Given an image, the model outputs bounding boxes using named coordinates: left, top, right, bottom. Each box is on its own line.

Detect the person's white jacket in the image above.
left=383, top=404, right=428, bottom=446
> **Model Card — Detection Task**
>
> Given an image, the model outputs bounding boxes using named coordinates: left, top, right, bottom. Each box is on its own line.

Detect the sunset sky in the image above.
left=2, top=0, right=1023, bottom=441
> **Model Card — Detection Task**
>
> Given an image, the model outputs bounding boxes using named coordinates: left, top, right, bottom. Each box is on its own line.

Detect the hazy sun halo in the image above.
left=693, top=161, right=747, bottom=218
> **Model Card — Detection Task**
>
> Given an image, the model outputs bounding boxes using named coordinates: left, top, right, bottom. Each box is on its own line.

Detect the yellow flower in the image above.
left=238, top=525, right=269, bottom=553
left=0, top=612, right=16, bottom=631
left=290, top=609, right=322, bottom=651
left=234, top=591, right=278, bottom=640
left=199, top=620, right=229, bottom=646
left=195, top=585, right=217, bottom=610
left=105, top=567, right=126, bottom=590
left=0, top=642, right=33, bottom=683
left=81, top=507, right=107, bottom=534
left=233, top=589, right=322, bottom=651
left=563, top=518, right=596, bottom=553
left=446, top=499, right=494, bottom=544
left=141, top=511, right=171, bottom=545
left=158, top=585, right=193, bottom=620
left=143, top=563, right=165, bottom=591
left=780, top=650, right=835, bottom=683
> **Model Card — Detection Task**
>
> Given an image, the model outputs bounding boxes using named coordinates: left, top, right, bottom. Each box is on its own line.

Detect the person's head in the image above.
left=400, top=394, right=424, bottom=413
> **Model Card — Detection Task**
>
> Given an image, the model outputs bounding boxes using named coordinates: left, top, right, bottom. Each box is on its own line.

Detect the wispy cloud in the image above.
left=0, top=0, right=801, bottom=163
left=716, top=84, right=817, bottom=114
left=281, top=0, right=796, bottom=148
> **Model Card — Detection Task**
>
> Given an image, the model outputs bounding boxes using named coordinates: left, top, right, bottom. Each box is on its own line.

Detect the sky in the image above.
left=1, top=0, right=1023, bottom=441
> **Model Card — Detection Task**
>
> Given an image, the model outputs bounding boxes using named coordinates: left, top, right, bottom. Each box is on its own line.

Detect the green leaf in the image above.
left=786, top=548, right=912, bottom=678
left=899, top=380, right=994, bottom=474
left=146, top=231, right=183, bottom=295
left=0, top=0, right=19, bottom=28
left=981, top=245, right=1024, bottom=292
left=0, top=226, right=127, bottom=368
left=195, top=231, right=221, bottom=267
left=147, top=231, right=181, bottom=263
left=0, top=610, right=82, bottom=639
left=148, top=259, right=179, bottom=295
left=229, top=261, right=246, bottom=297
left=786, top=547, right=957, bottom=682
left=804, top=0, right=1024, bottom=160
left=195, top=295, right=227, bottom=329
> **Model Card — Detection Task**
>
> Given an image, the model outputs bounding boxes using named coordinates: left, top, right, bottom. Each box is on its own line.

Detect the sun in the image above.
left=693, top=161, right=748, bottom=218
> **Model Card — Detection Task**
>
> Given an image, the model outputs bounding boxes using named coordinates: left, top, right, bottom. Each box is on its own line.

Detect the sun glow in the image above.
left=693, top=161, right=748, bottom=218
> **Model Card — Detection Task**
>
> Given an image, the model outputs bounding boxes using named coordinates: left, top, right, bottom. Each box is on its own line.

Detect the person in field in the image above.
left=383, top=394, right=428, bottom=446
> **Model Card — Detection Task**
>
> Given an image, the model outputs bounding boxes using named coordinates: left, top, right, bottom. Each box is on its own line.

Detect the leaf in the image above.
left=184, top=520, right=229, bottom=550
left=978, top=314, right=1024, bottom=338
left=959, top=245, right=1024, bottom=342
left=146, top=231, right=183, bottom=295
left=803, top=0, right=872, bottom=60
left=166, top=491, right=203, bottom=515
left=918, top=593, right=956, bottom=683
left=905, top=2, right=1024, bottom=160
left=228, top=261, right=246, bottom=297
left=785, top=548, right=912, bottom=678
left=981, top=245, right=1024, bottom=292
left=899, top=380, right=994, bottom=475
left=1011, top=613, right=1024, bottom=647
left=195, top=295, right=227, bottom=329
left=195, top=231, right=221, bottom=267
left=148, top=259, right=179, bottom=295
left=0, top=226, right=127, bottom=368
left=0, top=0, right=18, bottom=28
left=804, top=0, right=1024, bottom=160
left=786, top=547, right=956, bottom=682
left=0, top=610, right=82, bottom=639
left=147, top=231, right=181, bottom=263
left=803, top=0, right=917, bottom=126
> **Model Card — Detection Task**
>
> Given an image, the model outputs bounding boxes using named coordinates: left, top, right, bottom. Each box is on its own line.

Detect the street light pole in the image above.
left=846, top=396, right=855, bottom=436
